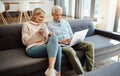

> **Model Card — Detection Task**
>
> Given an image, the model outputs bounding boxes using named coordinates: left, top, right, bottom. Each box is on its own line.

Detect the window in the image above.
left=114, top=0, right=120, bottom=32
left=81, top=0, right=91, bottom=18
left=117, top=17, right=120, bottom=32
left=81, top=0, right=98, bottom=21
left=94, top=0, right=99, bottom=18
left=58, top=0, right=99, bottom=20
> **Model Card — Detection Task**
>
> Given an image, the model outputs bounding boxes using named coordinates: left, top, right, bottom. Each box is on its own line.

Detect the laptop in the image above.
left=69, top=29, right=88, bottom=46
left=64, top=29, right=89, bottom=46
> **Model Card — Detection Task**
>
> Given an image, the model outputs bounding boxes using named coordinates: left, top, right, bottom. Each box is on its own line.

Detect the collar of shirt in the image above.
left=52, top=20, right=62, bottom=26
left=50, top=20, right=72, bottom=40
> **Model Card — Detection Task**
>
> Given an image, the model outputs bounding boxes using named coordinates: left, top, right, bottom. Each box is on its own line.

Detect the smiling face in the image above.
left=34, top=12, right=45, bottom=23
left=52, top=9, right=62, bottom=22
left=31, top=8, right=45, bottom=23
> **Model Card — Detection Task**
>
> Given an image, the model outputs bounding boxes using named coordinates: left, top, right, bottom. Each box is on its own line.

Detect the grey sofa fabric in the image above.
left=85, top=35, right=120, bottom=62
left=79, top=62, right=120, bottom=76
left=0, top=24, right=25, bottom=51
left=85, top=35, right=120, bottom=56
left=0, top=18, right=120, bottom=76
left=0, top=48, right=47, bottom=76
left=68, top=18, right=120, bottom=62
left=68, top=18, right=95, bottom=37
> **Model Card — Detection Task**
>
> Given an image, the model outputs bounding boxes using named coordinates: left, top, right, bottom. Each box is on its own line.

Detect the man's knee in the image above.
left=62, top=46, right=76, bottom=55
left=82, top=42, right=94, bottom=52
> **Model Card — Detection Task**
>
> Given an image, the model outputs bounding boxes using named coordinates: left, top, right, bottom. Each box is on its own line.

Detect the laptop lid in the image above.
left=70, top=29, right=89, bottom=46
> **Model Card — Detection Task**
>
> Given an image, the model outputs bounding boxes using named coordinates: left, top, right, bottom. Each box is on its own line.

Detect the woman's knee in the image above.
left=49, top=35, right=58, bottom=42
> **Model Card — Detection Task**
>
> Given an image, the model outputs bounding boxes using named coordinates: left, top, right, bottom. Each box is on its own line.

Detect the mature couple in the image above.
left=22, top=5, right=94, bottom=76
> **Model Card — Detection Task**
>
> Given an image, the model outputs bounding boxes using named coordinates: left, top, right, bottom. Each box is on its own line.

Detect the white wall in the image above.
left=98, top=0, right=118, bottom=31
left=2, top=0, right=54, bottom=16
left=29, top=1, right=54, bottom=16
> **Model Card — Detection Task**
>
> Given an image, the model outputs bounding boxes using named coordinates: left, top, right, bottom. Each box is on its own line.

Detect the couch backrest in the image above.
left=0, top=24, right=25, bottom=51
left=0, top=18, right=94, bottom=51
left=68, top=18, right=95, bottom=37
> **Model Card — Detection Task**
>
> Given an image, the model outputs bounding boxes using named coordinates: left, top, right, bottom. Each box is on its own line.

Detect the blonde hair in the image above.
left=31, top=8, right=45, bottom=21
left=51, top=5, right=63, bottom=14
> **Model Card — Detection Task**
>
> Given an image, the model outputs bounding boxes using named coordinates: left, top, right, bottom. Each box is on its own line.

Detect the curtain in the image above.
left=54, top=0, right=81, bottom=18
left=67, top=0, right=75, bottom=17
left=114, top=0, right=120, bottom=32
left=54, top=0, right=67, bottom=16
left=75, top=0, right=82, bottom=19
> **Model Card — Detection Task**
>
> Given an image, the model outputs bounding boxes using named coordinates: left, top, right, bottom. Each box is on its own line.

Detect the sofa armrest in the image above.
left=94, top=29, right=120, bottom=41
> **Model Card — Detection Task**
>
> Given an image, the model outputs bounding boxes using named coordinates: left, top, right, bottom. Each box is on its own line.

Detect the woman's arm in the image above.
left=22, top=24, right=43, bottom=46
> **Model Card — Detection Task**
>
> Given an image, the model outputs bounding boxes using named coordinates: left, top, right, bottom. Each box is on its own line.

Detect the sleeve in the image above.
left=47, top=22, right=53, bottom=32
left=44, top=23, right=50, bottom=35
left=22, top=23, right=41, bottom=46
left=66, top=21, right=73, bottom=38
left=43, top=23, right=50, bottom=39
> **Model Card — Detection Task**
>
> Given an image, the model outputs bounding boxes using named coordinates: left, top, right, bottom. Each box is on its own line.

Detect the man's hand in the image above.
left=59, top=39, right=71, bottom=44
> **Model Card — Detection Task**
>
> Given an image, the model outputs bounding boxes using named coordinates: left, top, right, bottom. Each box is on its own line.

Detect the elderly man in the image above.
left=47, top=5, right=94, bottom=75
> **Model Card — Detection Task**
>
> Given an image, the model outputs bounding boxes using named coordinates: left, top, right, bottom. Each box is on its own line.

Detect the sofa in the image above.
left=0, top=18, right=120, bottom=76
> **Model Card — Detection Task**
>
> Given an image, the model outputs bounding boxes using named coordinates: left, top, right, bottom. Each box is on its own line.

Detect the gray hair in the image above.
left=51, top=5, right=63, bottom=14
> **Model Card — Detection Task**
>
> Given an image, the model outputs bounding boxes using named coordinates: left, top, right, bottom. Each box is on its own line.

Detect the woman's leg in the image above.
left=27, top=44, right=57, bottom=76
left=26, top=44, right=47, bottom=58
left=55, top=45, right=62, bottom=76
left=47, top=35, right=58, bottom=69
left=47, top=35, right=62, bottom=76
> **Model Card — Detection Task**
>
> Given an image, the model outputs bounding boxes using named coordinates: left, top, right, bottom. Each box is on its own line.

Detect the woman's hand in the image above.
left=39, top=28, right=44, bottom=34
left=38, top=28, right=48, bottom=40
left=48, top=32, right=53, bottom=37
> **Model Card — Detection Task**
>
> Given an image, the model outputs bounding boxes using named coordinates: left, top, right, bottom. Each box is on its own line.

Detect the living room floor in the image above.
left=64, top=56, right=119, bottom=76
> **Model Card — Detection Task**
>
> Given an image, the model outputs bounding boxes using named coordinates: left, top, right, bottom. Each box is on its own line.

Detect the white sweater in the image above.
left=22, top=21, right=49, bottom=50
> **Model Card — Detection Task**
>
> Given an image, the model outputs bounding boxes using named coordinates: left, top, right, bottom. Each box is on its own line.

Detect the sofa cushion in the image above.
left=0, top=48, right=48, bottom=75
left=0, top=24, right=25, bottom=51
left=68, top=18, right=95, bottom=37
left=84, top=35, right=120, bottom=56
left=0, top=48, right=84, bottom=76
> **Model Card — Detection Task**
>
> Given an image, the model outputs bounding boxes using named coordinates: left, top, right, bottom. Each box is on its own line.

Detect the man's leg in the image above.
left=62, top=46, right=84, bottom=75
left=72, top=42, right=94, bottom=71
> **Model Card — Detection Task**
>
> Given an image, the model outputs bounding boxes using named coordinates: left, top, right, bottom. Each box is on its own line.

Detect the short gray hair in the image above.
left=51, top=5, right=63, bottom=14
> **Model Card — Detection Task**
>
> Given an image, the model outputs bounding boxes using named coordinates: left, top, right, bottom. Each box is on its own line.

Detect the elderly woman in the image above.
left=22, top=8, right=62, bottom=76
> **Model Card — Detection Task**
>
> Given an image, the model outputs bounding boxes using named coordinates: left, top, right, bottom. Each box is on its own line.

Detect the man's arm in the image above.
left=66, top=21, right=73, bottom=38
left=58, top=39, right=71, bottom=44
